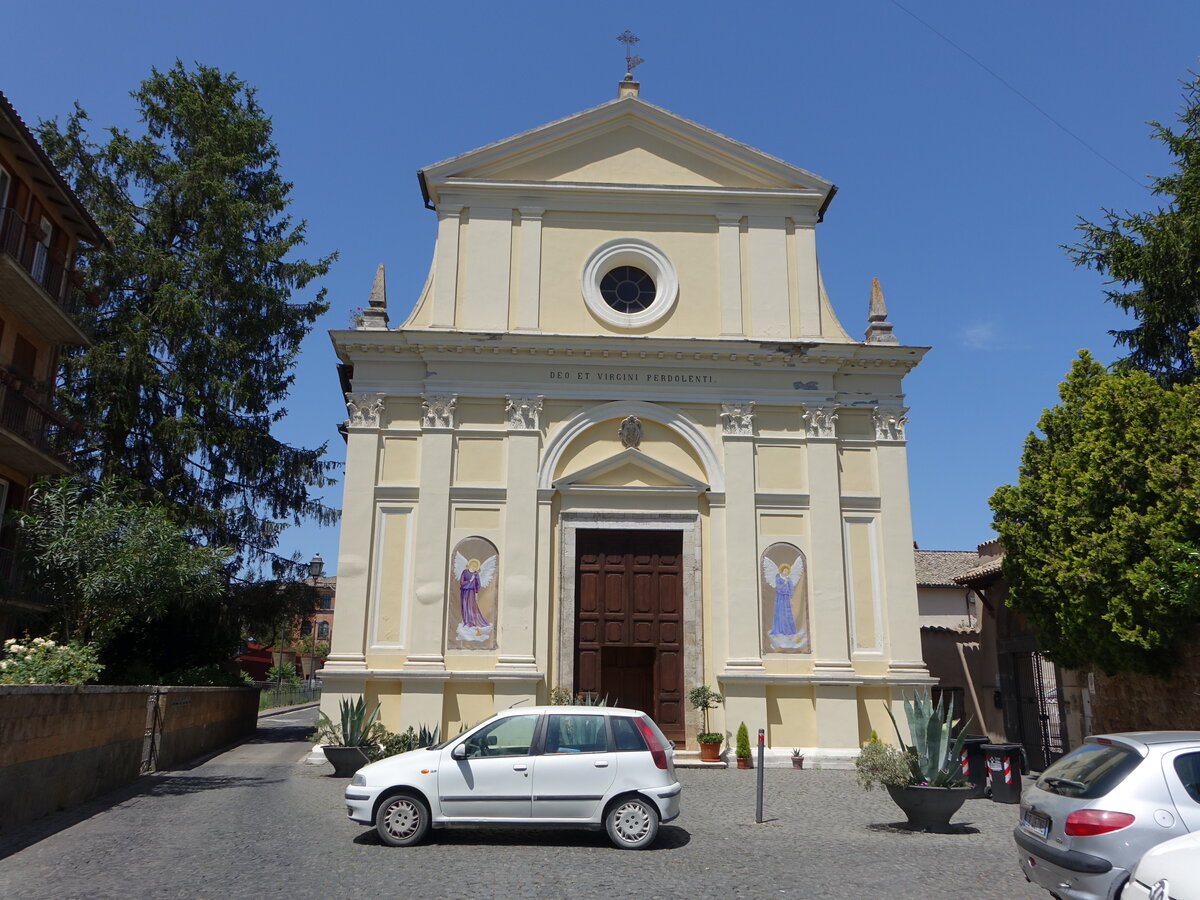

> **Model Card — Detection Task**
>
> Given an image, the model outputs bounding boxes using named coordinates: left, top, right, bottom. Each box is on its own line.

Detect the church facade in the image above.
left=322, top=77, right=931, bottom=763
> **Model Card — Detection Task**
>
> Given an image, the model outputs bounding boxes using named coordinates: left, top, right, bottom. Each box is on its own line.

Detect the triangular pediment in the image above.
left=555, top=448, right=710, bottom=493
left=420, top=96, right=833, bottom=199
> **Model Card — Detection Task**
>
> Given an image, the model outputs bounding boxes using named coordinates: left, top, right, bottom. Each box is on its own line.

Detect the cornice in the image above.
left=331, top=328, right=928, bottom=373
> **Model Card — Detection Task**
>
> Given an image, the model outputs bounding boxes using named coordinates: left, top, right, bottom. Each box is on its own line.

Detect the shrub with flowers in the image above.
left=0, top=635, right=103, bottom=685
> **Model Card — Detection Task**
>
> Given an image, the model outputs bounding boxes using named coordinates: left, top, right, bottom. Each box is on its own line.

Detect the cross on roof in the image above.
left=617, top=30, right=644, bottom=74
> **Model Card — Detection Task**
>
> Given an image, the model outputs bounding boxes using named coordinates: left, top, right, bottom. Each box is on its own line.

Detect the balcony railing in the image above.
left=0, top=206, right=83, bottom=317
left=0, top=368, right=70, bottom=462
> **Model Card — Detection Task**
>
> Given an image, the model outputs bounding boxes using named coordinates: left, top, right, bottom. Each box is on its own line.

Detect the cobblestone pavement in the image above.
left=0, top=709, right=1044, bottom=899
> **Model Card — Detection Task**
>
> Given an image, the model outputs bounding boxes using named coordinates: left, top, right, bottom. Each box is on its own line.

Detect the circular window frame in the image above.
left=581, top=238, right=679, bottom=329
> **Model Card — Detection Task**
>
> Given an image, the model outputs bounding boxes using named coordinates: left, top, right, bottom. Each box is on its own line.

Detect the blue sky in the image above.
left=3, top=1, right=1197, bottom=573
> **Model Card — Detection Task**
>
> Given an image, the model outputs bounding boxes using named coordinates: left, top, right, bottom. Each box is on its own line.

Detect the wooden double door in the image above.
left=573, top=529, right=685, bottom=742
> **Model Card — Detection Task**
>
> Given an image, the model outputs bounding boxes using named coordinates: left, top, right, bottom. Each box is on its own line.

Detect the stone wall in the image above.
left=150, top=686, right=259, bottom=769
left=0, top=685, right=259, bottom=830
left=1075, top=644, right=1200, bottom=735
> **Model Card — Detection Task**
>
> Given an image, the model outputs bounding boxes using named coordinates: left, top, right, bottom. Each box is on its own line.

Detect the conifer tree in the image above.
left=1069, top=70, right=1200, bottom=383
left=37, top=62, right=337, bottom=573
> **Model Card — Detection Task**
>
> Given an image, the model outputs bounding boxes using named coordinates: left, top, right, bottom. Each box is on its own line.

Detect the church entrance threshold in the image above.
left=573, top=529, right=685, bottom=743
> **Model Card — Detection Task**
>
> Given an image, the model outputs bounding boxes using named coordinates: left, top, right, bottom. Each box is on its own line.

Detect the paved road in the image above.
left=0, top=710, right=1044, bottom=899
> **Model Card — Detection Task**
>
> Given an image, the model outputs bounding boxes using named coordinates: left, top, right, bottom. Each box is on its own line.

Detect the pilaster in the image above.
left=721, top=403, right=763, bottom=671
left=718, top=214, right=743, bottom=336
left=431, top=204, right=462, bottom=328
left=803, top=406, right=852, bottom=673
left=325, top=394, right=386, bottom=672
left=873, top=408, right=926, bottom=673
left=404, top=395, right=457, bottom=670
left=498, top=397, right=541, bottom=670
left=791, top=219, right=821, bottom=335
left=515, top=208, right=543, bottom=331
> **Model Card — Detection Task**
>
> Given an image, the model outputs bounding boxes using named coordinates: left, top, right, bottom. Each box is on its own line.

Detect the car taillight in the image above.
left=1064, top=810, right=1135, bottom=836
left=635, top=717, right=668, bottom=770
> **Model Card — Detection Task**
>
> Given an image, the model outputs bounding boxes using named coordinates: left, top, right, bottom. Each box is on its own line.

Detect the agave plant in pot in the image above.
left=314, top=696, right=383, bottom=777
left=855, top=690, right=972, bottom=832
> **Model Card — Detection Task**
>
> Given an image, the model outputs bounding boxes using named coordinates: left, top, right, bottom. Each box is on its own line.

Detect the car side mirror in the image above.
left=451, top=744, right=467, bottom=760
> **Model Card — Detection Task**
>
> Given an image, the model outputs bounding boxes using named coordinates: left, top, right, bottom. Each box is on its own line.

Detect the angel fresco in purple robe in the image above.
left=453, top=551, right=497, bottom=642
left=762, top=552, right=807, bottom=650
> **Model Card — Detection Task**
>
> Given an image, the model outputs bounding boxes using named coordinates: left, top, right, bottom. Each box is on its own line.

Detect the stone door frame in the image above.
left=556, top=510, right=703, bottom=738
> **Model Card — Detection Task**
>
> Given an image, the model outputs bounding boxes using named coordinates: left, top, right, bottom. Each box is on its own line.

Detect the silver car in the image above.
left=1015, top=731, right=1200, bottom=900
left=344, top=706, right=682, bottom=850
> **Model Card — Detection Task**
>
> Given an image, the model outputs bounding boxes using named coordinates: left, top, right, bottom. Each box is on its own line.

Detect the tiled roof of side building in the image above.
left=954, top=559, right=1004, bottom=585
left=0, top=89, right=109, bottom=248
left=913, top=549, right=981, bottom=587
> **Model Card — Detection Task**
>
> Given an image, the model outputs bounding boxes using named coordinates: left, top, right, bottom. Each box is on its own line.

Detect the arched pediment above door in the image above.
left=538, top=400, right=724, bottom=493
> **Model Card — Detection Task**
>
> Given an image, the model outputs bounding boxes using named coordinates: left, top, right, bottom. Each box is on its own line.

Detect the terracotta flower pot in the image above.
left=792, top=756, right=804, bottom=769
left=698, top=740, right=722, bottom=762
left=736, top=757, right=752, bottom=769
left=885, top=784, right=972, bottom=832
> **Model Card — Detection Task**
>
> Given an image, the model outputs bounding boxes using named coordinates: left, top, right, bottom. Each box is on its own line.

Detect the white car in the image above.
left=1122, top=831, right=1200, bottom=900
left=344, top=705, right=682, bottom=849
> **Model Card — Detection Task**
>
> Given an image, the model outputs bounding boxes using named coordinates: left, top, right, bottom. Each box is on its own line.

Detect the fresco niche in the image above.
left=447, top=536, right=499, bottom=650
left=760, top=542, right=810, bottom=653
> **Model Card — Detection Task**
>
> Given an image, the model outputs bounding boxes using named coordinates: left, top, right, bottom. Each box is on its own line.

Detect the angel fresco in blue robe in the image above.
left=762, top=553, right=807, bottom=650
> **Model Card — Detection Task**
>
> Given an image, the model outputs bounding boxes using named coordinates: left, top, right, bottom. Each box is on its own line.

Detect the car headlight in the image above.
left=350, top=773, right=366, bottom=787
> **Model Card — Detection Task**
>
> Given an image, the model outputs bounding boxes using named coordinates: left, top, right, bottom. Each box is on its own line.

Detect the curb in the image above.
left=258, top=701, right=320, bottom=719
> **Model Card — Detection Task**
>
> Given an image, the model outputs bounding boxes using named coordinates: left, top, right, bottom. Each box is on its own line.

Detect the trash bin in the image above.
left=982, top=742, right=1025, bottom=804
left=959, top=734, right=990, bottom=798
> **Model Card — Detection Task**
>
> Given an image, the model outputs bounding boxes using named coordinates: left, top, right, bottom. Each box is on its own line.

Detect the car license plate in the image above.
left=1021, top=808, right=1050, bottom=838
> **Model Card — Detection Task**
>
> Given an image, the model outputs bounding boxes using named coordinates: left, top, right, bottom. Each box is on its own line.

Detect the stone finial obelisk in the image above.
left=864, top=276, right=898, bottom=344
left=359, top=263, right=390, bottom=330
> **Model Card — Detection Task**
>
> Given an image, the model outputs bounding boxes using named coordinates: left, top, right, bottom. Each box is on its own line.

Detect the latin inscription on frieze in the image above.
left=548, top=369, right=715, bottom=384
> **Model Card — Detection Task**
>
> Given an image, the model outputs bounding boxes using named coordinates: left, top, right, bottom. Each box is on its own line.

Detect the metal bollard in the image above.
left=755, top=728, right=765, bottom=823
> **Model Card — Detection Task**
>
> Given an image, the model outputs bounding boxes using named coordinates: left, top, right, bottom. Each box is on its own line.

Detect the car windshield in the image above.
left=428, top=714, right=498, bottom=750
left=1035, top=741, right=1142, bottom=799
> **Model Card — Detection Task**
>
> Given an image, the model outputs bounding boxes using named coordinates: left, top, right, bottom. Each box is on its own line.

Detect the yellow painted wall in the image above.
left=444, top=682, right=494, bottom=736
left=757, top=444, right=806, bottom=491
left=381, top=437, right=419, bottom=483
left=453, top=507, right=502, bottom=531
left=857, top=686, right=895, bottom=744
left=474, top=124, right=775, bottom=189
left=374, top=508, right=412, bottom=644
left=847, top=519, right=878, bottom=649
left=766, top=685, right=816, bottom=747
left=455, top=437, right=506, bottom=484
left=539, top=213, right=719, bottom=337
left=839, top=448, right=877, bottom=494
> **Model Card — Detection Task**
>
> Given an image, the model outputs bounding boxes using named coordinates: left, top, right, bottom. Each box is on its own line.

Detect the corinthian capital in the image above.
left=505, top=395, right=543, bottom=431
left=801, top=406, right=839, bottom=439
left=873, top=407, right=909, bottom=442
left=421, top=394, right=458, bottom=429
left=346, top=393, right=386, bottom=429
left=721, top=402, right=755, bottom=436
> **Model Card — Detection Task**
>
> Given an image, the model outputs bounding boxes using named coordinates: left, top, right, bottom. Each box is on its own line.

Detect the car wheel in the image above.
left=605, top=796, right=660, bottom=850
left=375, top=793, right=430, bottom=847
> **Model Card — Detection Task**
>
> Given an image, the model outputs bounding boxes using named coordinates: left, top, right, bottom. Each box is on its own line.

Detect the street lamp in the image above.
left=308, top=552, right=325, bottom=688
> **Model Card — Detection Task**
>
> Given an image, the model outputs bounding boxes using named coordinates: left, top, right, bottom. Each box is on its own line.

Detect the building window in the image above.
left=318, top=593, right=332, bottom=611
left=600, top=265, right=656, bottom=313
left=580, top=237, right=678, bottom=329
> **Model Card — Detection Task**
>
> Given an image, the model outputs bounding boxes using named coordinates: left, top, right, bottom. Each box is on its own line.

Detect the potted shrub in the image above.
left=314, top=696, right=383, bottom=777
left=791, top=748, right=805, bottom=769
left=735, top=721, right=752, bottom=769
left=688, top=684, right=724, bottom=761
left=855, top=690, right=973, bottom=832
